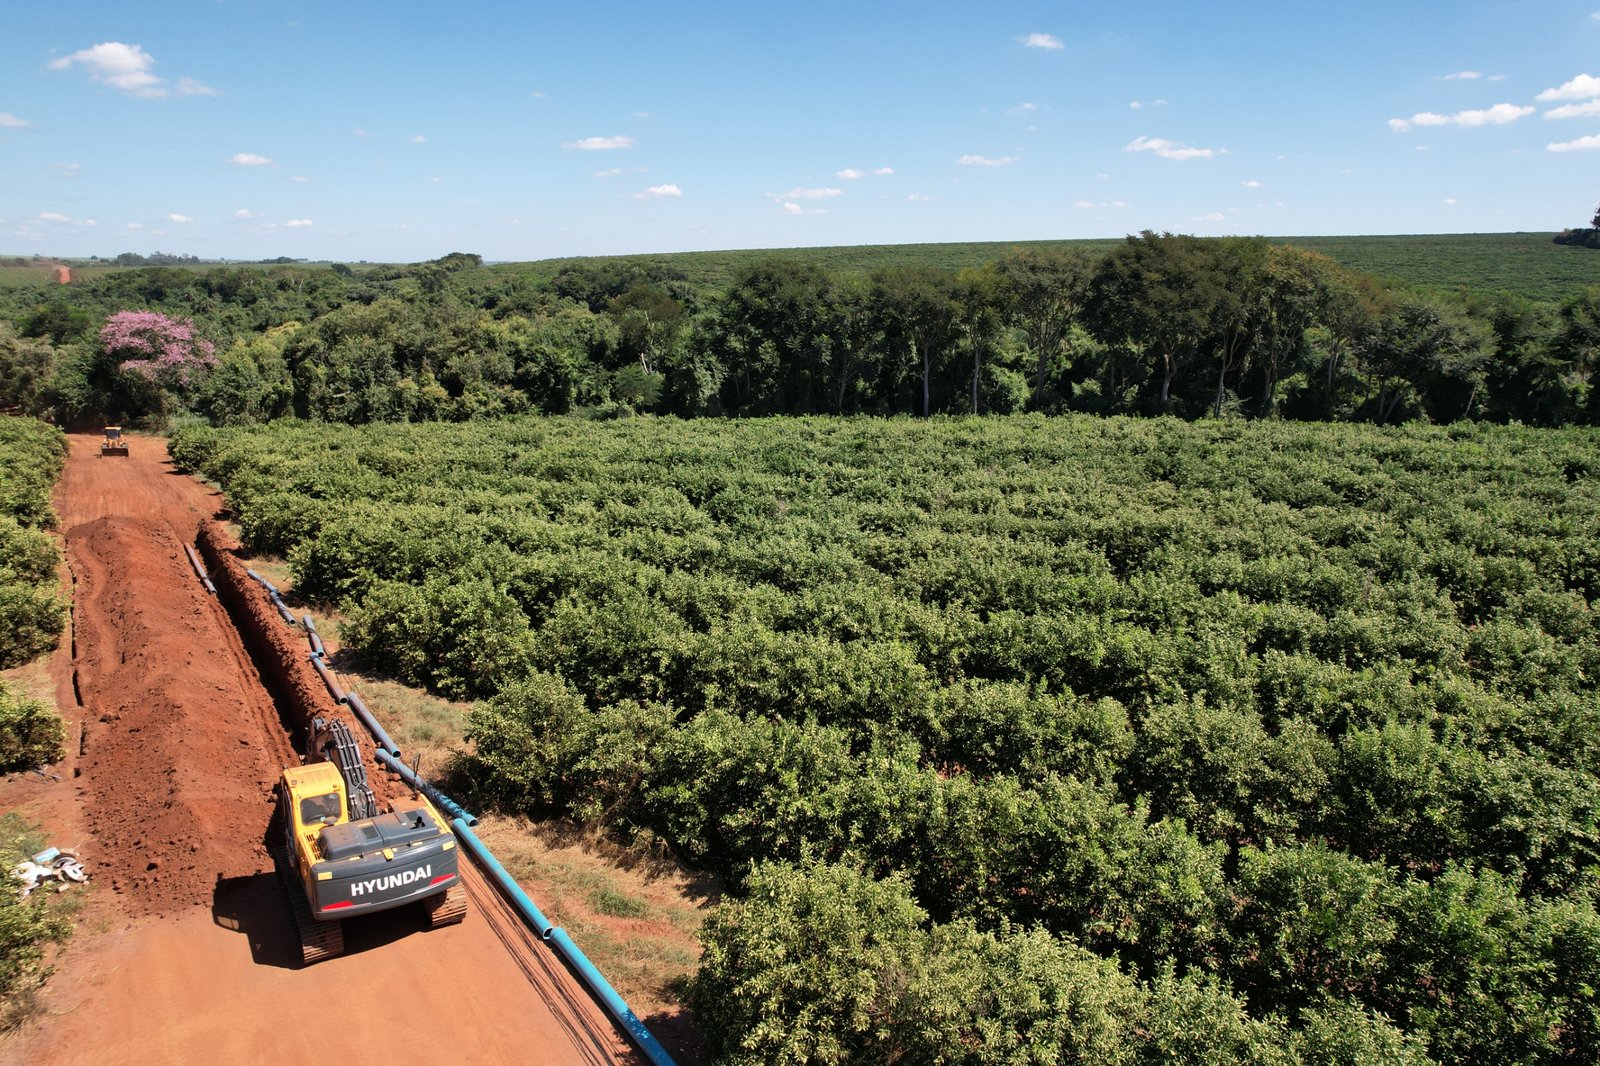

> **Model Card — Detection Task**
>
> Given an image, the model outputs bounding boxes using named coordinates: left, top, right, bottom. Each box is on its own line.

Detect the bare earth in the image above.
left=0, top=433, right=641, bottom=1066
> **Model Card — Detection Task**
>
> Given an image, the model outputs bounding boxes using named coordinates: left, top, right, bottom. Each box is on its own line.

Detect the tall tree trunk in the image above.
left=1213, top=361, right=1228, bottom=418
left=919, top=339, right=930, bottom=417
left=972, top=343, right=980, bottom=415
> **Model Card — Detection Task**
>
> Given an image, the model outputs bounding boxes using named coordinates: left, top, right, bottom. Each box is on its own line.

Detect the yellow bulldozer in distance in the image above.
left=100, top=426, right=129, bottom=457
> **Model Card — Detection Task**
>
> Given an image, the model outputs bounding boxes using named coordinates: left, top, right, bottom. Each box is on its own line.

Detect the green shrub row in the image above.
left=0, top=417, right=66, bottom=671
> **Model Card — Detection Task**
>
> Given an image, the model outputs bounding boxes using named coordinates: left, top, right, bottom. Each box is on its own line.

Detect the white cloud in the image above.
left=1455, top=103, right=1535, bottom=126
left=0, top=112, right=30, bottom=128
left=1201, top=212, right=1226, bottom=221
left=1074, top=200, right=1129, bottom=208
left=594, top=167, right=623, bottom=177
left=957, top=154, right=1017, bottom=166
left=564, top=135, right=634, bottom=150
left=1021, top=32, right=1063, bottom=50
left=1548, top=134, right=1600, bottom=151
left=1546, top=99, right=1600, bottom=119
left=168, top=213, right=191, bottom=223
left=1538, top=74, right=1600, bottom=102
left=234, top=208, right=257, bottom=219
left=52, top=162, right=80, bottom=177
left=873, top=166, right=893, bottom=176
left=777, top=187, right=843, bottom=200
left=1443, top=198, right=1458, bottom=205
left=176, top=77, right=218, bottom=96
left=907, top=193, right=934, bottom=203
left=1388, top=104, right=1532, bottom=131
left=634, top=184, right=682, bottom=199
left=37, top=212, right=70, bottom=223
left=230, top=152, right=273, bottom=166
left=1444, top=71, right=1482, bottom=80
left=1129, top=98, right=1168, bottom=110
left=1242, top=179, right=1263, bottom=188
left=285, top=219, right=313, bottom=227
left=352, top=128, right=369, bottom=138
left=837, top=168, right=866, bottom=179
left=288, top=175, right=311, bottom=183
left=49, top=42, right=166, bottom=97
left=1124, top=135, right=1215, bottom=160
left=125, top=222, right=143, bottom=230
left=410, top=134, right=426, bottom=143
left=781, top=201, right=827, bottom=216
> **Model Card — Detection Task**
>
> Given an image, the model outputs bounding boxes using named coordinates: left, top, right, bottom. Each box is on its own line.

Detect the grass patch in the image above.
left=591, top=885, right=650, bottom=919
left=477, top=814, right=717, bottom=1020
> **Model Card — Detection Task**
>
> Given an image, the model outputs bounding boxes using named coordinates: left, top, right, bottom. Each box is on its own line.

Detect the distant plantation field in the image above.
left=505, top=231, right=1594, bottom=300
left=1279, top=232, right=1600, bottom=304
left=7, top=232, right=1592, bottom=302
left=172, top=413, right=1600, bottom=1063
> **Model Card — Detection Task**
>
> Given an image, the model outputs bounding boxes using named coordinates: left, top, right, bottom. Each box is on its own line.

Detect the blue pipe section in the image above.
left=449, top=817, right=551, bottom=934
left=308, top=653, right=347, bottom=703
left=376, top=749, right=473, bottom=826
left=447, top=818, right=677, bottom=1066
left=269, top=591, right=296, bottom=626
left=348, top=691, right=402, bottom=761
left=302, top=614, right=326, bottom=658
left=545, top=927, right=677, bottom=1066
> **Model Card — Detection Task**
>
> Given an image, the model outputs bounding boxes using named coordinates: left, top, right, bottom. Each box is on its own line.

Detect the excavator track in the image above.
left=424, top=883, right=469, bottom=928
left=273, top=845, right=345, bottom=964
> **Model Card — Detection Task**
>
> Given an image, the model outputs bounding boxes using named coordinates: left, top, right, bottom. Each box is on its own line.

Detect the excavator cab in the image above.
left=101, top=426, right=129, bottom=457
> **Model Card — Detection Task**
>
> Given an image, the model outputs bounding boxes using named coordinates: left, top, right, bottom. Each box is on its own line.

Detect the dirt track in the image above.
left=0, top=434, right=641, bottom=1066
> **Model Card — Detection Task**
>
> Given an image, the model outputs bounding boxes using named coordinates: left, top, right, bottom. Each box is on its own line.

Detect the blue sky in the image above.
left=4, top=1, right=1599, bottom=262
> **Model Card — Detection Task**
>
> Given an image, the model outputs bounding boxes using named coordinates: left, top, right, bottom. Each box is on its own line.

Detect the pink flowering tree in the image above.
left=99, top=310, right=217, bottom=409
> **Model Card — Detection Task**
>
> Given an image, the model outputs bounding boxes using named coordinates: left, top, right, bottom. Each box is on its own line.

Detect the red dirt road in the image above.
left=0, top=434, right=641, bottom=1066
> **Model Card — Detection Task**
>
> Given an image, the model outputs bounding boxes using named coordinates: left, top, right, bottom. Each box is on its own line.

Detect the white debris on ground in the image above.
left=9, top=848, right=89, bottom=898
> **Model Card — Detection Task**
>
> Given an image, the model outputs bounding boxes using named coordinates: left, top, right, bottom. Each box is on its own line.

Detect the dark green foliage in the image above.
left=12, top=233, right=1600, bottom=429
left=0, top=417, right=66, bottom=667
left=0, top=681, right=65, bottom=773
left=690, top=862, right=1146, bottom=1066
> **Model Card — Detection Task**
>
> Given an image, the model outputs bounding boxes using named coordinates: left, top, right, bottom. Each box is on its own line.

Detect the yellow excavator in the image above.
left=275, top=717, right=467, bottom=963
left=100, top=426, right=129, bottom=457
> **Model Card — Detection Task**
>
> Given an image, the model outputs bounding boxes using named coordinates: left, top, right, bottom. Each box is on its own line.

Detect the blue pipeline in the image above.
left=308, top=653, right=347, bottom=703
left=301, top=614, right=326, bottom=658
left=347, top=691, right=401, bottom=760
left=375, top=749, right=474, bottom=826
left=450, top=817, right=552, bottom=934
left=448, top=817, right=679, bottom=1066
left=544, top=927, right=678, bottom=1066
left=269, top=592, right=296, bottom=625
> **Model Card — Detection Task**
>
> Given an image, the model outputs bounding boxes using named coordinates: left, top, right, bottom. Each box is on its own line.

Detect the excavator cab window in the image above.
left=300, top=792, right=342, bottom=826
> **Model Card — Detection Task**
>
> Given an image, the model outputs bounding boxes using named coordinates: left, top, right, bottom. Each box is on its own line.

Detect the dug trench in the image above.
left=0, top=432, right=640, bottom=1066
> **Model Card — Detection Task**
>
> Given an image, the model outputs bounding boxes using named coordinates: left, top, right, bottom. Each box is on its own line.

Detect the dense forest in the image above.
left=170, top=414, right=1600, bottom=1064
left=0, top=232, right=1596, bottom=430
